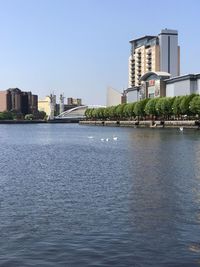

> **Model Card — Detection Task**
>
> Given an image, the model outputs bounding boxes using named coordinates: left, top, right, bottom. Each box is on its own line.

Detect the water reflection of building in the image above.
left=0, top=88, right=38, bottom=114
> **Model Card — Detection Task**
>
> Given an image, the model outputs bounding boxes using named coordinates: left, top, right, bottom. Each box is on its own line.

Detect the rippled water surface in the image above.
left=1, top=124, right=200, bottom=266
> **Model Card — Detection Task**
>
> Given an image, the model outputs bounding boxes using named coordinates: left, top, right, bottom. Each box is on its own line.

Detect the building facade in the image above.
left=128, top=29, right=180, bottom=88
left=125, top=72, right=200, bottom=103
left=166, top=74, right=200, bottom=96
left=67, top=97, right=82, bottom=106
left=0, top=88, right=38, bottom=114
left=38, top=95, right=83, bottom=119
left=106, top=87, right=123, bottom=107
left=140, top=71, right=171, bottom=99
left=38, top=94, right=56, bottom=119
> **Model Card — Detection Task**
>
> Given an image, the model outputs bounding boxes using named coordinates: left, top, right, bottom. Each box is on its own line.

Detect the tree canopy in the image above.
left=85, top=95, right=200, bottom=121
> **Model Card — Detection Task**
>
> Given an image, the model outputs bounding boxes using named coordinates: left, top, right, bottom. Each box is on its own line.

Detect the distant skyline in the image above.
left=0, top=0, right=200, bottom=105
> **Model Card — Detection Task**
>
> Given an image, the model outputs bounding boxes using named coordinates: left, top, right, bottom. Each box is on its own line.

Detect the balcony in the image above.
left=131, top=67, right=135, bottom=73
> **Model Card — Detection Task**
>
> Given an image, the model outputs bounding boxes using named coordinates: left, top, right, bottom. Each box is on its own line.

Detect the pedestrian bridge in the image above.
left=55, top=105, right=104, bottom=120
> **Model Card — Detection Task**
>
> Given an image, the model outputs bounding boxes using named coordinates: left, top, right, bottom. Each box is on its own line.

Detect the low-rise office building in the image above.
left=125, top=72, right=200, bottom=102
left=124, top=87, right=140, bottom=103
left=165, top=74, right=200, bottom=96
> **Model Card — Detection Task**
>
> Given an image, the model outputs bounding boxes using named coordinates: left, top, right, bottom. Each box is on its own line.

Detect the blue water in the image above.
left=0, top=124, right=200, bottom=266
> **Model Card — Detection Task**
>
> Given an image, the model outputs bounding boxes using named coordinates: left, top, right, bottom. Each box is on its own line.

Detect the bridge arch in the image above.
left=55, top=105, right=105, bottom=119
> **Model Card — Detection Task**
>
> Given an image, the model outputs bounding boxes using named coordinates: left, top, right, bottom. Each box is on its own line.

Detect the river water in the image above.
left=0, top=124, right=200, bottom=266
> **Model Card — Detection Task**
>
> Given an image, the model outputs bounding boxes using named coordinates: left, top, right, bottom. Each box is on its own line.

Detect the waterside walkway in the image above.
left=80, top=120, right=200, bottom=129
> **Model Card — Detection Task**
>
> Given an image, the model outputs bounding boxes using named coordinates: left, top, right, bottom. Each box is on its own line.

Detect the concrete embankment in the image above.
left=0, top=120, right=47, bottom=124
left=0, top=119, right=79, bottom=124
left=80, top=120, right=199, bottom=129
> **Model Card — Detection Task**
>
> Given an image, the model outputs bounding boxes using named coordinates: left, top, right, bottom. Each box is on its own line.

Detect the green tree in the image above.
left=115, top=104, right=126, bottom=119
left=103, top=107, right=110, bottom=119
left=25, top=114, right=34, bottom=120
left=86, top=108, right=94, bottom=119
left=85, top=108, right=91, bottom=119
left=0, top=111, right=14, bottom=120
left=123, top=103, right=136, bottom=119
left=172, top=96, right=184, bottom=118
left=108, top=106, right=117, bottom=120
left=33, top=111, right=47, bottom=120
left=160, top=97, right=173, bottom=119
left=155, top=98, right=164, bottom=117
left=134, top=99, right=149, bottom=120
left=91, top=108, right=98, bottom=120
left=144, top=98, right=158, bottom=118
left=95, top=108, right=105, bottom=120
left=88, top=108, right=94, bottom=119
left=180, top=94, right=196, bottom=116
left=189, top=95, right=200, bottom=116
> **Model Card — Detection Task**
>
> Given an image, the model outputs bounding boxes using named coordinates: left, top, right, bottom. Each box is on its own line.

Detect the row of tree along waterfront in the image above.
left=85, top=94, right=200, bottom=121
left=0, top=110, right=46, bottom=121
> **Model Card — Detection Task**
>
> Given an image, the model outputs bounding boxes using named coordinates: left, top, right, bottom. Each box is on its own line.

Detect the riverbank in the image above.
left=1, top=119, right=199, bottom=128
left=0, top=120, right=47, bottom=124
left=80, top=120, right=200, bottom=129
left=0, top=119, right=79, bottom=124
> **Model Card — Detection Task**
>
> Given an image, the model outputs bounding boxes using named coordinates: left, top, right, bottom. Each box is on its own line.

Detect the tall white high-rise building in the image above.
left=128, top=29, right=180, bottom=88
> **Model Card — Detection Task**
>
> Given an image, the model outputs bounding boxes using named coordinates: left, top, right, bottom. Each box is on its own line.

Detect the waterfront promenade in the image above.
left=80, top=119, right=200, bottom=129
left=0, top=119, right=199, bottom=129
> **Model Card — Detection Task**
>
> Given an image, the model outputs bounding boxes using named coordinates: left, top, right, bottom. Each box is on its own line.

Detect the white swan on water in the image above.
left=179, top=127, right=183, bottom=132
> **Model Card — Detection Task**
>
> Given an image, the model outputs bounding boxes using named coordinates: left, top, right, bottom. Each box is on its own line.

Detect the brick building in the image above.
left=0, top=88, right=38, bottom=115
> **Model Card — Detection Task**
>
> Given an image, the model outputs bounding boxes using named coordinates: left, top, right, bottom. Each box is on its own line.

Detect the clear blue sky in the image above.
left=0, top=0, right=199, bottom=105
